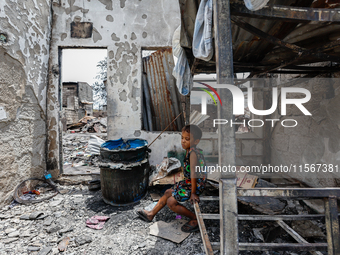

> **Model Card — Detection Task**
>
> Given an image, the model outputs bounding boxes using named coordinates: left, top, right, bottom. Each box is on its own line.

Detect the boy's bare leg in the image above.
left=143, top=188, right=173, bottom=221
left=167, top=196, right=197, bottom=226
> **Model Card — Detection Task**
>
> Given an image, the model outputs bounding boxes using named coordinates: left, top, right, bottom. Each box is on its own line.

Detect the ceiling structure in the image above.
left=179, top=0, right=340, bottom=77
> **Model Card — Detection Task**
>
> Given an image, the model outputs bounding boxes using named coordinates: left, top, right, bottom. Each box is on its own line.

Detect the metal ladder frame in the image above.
left=194, top=178, right=340, bottom=255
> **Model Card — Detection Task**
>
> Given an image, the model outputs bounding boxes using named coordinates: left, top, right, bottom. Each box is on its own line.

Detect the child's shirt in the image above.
left=183, top=147, right=207, bottom=181
left=172, top=147, right=207, bottom=202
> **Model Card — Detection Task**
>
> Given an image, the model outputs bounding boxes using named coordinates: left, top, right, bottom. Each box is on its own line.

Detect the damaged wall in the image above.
left=0, top=1, right=52, bottom=205
left=47, top=0, right=181, bottom=168
left=271, top=77, right=340, bottom=187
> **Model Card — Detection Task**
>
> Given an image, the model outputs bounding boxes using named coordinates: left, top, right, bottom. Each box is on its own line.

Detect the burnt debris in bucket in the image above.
left=99, top=138, right=150, bottom=206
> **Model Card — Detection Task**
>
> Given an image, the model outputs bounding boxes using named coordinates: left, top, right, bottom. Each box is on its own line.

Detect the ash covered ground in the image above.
left=0, top=182, right=328, bottom=255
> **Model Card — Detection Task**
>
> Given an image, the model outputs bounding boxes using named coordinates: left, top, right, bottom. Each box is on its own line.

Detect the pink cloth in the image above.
left=86, top=215, right=110, bottom=230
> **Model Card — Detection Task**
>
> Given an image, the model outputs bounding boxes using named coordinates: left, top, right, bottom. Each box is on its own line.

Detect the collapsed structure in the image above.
left=1, top=0, right=340, bottom=253
left=62, top=82, right=94, bottom=126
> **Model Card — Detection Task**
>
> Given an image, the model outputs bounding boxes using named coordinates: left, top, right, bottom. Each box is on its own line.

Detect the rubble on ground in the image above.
left=0, top=184, right=206, bottom=255
left=63, top=134, right=106, bottom=171
left=0, top=180, right=328, bottom=255
left=67, top=116, right=107, bottom=133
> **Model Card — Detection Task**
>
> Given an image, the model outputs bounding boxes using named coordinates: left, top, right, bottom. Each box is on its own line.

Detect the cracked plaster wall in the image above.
left=271, top=78, right=340, bottom=187
left=47, top=0, right=181, bottom=169
left=0, top=1, right=52, bottom=206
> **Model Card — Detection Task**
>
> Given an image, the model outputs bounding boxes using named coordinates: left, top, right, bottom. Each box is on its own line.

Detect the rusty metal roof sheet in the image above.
left=142, top=49, right=184, bottom=131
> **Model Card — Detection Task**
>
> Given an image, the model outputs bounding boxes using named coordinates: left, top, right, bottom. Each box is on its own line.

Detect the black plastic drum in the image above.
left=99, top=158, right=150, bottom=206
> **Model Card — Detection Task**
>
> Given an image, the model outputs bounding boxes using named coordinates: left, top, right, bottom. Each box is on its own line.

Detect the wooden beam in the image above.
left=238, top=188, right=340, bottom=198
left=201, top=213, right=335, bottom=221
left=213, top=0, right=234, bottom=83
left=234, top=62, right=340, bottom=72
left=200, top=196, right=219, bottom=201
left=211, top=242, right=328, bottom=251
left=248, top=40, right=340, bottom=75
left=190, top=58, right=199, bottom=76
left=194, top=201, right=214, bottom=255
left=213, top=0, right=236, bottom=180
left=324, top=196, right=340, bottom=255
left=220, top=179, right=239, bottom=255
left=249, top=42, right=340, bottom=76
left=231, top=16, right=340, bottom=63
left=231, top=4, right=340, bottom=23
left=277, top=220, right=324, bottom=255
left=239, top=243, right=328, bottom=251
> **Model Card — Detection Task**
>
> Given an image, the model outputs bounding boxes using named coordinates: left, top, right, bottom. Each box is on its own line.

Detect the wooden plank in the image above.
left=211, top=242, right=328, bottom=251
left=238, top=188, right=340, bottom=198
left=211, top=242, right=220, bottom=250
left=193, top=201, right=214, bottom=255
left=231, top=4, right=340, bottom=23
left=239, top=214, right=336, bottom=221
left=239, top=243, right=328, bottom=251
left=213, top=0, right=234, bottom=84
left=220, top=179, right=239, bottom=255
left=324, top=196, right=340, bottom=255
left=201, top=214, right=220, bottom=220
left=200, top=196, right=219, bottom=201
left=213, top=0, right=236, bottom=179
left=202, top=213, right=335, bottom=221
left=277, top=220, right=323, bottom=255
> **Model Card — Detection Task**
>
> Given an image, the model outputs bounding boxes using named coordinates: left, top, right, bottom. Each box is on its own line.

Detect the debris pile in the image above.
left=0, top=184, right=207, bottom=255
left=67, top=116, right=107, bottom=133
left=63, top=134, right=106, bottom=170
left=0, top=178, right=329, bottom=255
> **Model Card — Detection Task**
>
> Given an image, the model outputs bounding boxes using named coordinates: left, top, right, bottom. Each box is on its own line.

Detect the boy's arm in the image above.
left=189, top=152, right=199, bottom=203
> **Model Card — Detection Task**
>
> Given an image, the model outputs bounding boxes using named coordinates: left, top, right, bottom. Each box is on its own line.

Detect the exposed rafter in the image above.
left=231, top=4, right=340, bottom=23
left=231, top=16, right=340, bottom=63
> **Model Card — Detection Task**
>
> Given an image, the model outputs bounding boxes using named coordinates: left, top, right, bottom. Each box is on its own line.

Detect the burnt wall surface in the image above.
left=271, top=77, right=340, bottom=187
left=48, top=0, right=181, bottom=168
left=0, top=1, right=52, bottom=206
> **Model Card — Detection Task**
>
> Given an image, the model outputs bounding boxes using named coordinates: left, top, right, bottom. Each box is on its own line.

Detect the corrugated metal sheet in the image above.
left=142, top=49, right=184, bottom=131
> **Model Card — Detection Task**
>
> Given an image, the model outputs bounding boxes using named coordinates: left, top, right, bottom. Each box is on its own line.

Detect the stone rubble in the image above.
left=62, top=134, right=107, bottom=171
left=0, top=184, right=206, bottom=255
left=0, top=182, right=328, bottom=255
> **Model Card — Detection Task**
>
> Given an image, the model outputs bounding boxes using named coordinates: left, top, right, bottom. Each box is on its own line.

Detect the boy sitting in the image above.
left=137, top=125, right=206, bottom=232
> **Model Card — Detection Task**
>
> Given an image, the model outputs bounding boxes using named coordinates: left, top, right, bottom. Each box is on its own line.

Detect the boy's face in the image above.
left=181, top=131, right=199, bottom=150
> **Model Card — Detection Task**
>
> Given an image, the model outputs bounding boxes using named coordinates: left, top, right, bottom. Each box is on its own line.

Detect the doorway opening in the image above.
left=60, top=48, right=107, bottom=175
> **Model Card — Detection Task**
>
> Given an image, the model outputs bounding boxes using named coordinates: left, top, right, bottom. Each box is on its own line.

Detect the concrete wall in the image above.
left=271, top=77, right=340, bottom=187
left=47, top=0, right=181, bottom=171
left=62, top=83, right=77, bottom=107
left=0, top=1, right=52, bottom=205
left=64, top=108, right=79, bottom=125
left=78, top=82, right=93, bottom=103
left=62, top=82, right=93, bottom=123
